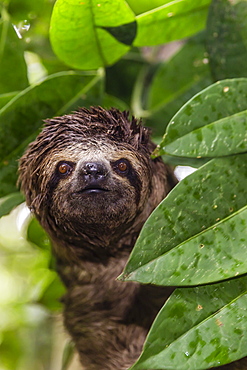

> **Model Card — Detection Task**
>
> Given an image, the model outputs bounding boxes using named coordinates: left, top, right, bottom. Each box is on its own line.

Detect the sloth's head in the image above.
left=19, top=107, right=174, bottom=260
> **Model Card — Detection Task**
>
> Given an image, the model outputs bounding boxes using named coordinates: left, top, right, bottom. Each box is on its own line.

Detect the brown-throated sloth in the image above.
left=19, top=106, right=176, bottom=370
left=18, top=107, right=246, bottom=370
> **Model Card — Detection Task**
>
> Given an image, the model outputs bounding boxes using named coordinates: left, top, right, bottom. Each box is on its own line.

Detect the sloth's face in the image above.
left=44, top=139, right=152, bottom=235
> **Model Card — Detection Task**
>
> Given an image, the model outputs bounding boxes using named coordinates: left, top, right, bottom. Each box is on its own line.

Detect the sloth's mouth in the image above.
left=78, top=185, right=109, bottom=194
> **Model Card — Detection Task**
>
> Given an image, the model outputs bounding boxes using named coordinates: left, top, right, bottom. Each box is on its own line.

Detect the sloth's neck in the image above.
left=56, top=251, right=130, bottom=288
left=51, top=223, right=141, bottom=263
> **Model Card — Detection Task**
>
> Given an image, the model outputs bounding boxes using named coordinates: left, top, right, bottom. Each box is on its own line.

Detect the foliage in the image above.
left=0, top=0, right=247, bottom=369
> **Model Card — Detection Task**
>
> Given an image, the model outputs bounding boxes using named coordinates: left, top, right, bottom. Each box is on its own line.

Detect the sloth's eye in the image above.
left=113, top=159, right=130, bottom=176
left=117, top=161, right=128, bottom=172
left=57, top=162, right=73, bottom=176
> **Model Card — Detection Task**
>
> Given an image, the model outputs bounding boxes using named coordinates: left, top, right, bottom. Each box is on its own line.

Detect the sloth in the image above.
left=18, top=106, right=172, bottom=368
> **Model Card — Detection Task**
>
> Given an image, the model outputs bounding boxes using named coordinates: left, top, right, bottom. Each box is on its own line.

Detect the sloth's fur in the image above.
left=18, top=107, right=246, bottom=370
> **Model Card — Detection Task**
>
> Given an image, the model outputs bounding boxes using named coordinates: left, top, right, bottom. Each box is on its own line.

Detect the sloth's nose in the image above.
left=81, top=162, right=108, bottom=180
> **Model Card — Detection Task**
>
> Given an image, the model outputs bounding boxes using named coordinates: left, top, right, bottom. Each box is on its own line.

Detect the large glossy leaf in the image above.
left=120, top=155, right=247, bottom=285
left=154, top=78, right=247, bottom=158
left=206, top=0, right=247, bottom=81
left=134, top=0, right=211, bottom=47
left=50, top=0, right=135, bottom=69
left=0, top=8, right=28, bottom=93
left=50, top=0, right=212, bottom=70
left=131, top=276, right=247, bottom=369
left=0, top=69, right=103, bottom=196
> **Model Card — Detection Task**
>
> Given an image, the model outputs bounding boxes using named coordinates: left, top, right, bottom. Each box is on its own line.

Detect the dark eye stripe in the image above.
left=111, top=158, right=142, bottom=205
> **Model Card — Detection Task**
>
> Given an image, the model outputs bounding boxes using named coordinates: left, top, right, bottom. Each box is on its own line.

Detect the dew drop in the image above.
left=12, top=20, right=30, bottom=39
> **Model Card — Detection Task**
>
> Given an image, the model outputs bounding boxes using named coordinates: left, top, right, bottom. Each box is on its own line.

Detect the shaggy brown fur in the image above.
left=19, top=107, right=176, bottom=369
left=18, top=106, right=245, bottom=370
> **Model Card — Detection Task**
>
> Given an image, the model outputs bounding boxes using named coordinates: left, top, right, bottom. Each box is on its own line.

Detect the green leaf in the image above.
left=148, top=33, right=211, bottom=112
left=131, top=276, right=247, bottom=369
left=143, top=32, right=212, bottom=138
left=206, top=0, right=247, bottom=81
left=134, top=0, right=211, bottom=47
left=120, top=155, right=247, bottom=285
left=155, top=78, right=247, bottom=158
left=27, top=217, right=51, bottom=251
left=0, top=69, right=103, bottom=196
left=146, top=77, right=212, bottom=140
left=0, top=7, right=28, bottom=93
left=0, top=192, right=24, bottom=217
left=61, top=340, right=75, bottom=370
left=50, top=0, right=135, bottom=69
left=39, top=274, right=65, bottom=311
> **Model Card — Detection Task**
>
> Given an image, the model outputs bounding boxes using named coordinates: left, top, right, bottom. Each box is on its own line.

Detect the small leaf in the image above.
left=61, top=340, right=75, bottom=370
left=155, top=78, right=247, bottom=158
left=120, top=154, right=247, bottom=285
left=131, top=276, right=247, bottom=369
left=27, top=217, right=51, bottom=251
left=50, top=0, right=135, bottom=69
left=206, top=0, right=247, bottom=81
left=134, top=0, right=211, bottom=47
left=0, top=192, right=24, bottom=217
left=39, top=274, right=65, bottom=311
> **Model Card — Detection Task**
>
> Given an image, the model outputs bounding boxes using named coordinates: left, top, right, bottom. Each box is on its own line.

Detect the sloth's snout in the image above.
left=81, top=162, right=108, bottom=180
left=78, top=162, right=109, bottom=194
